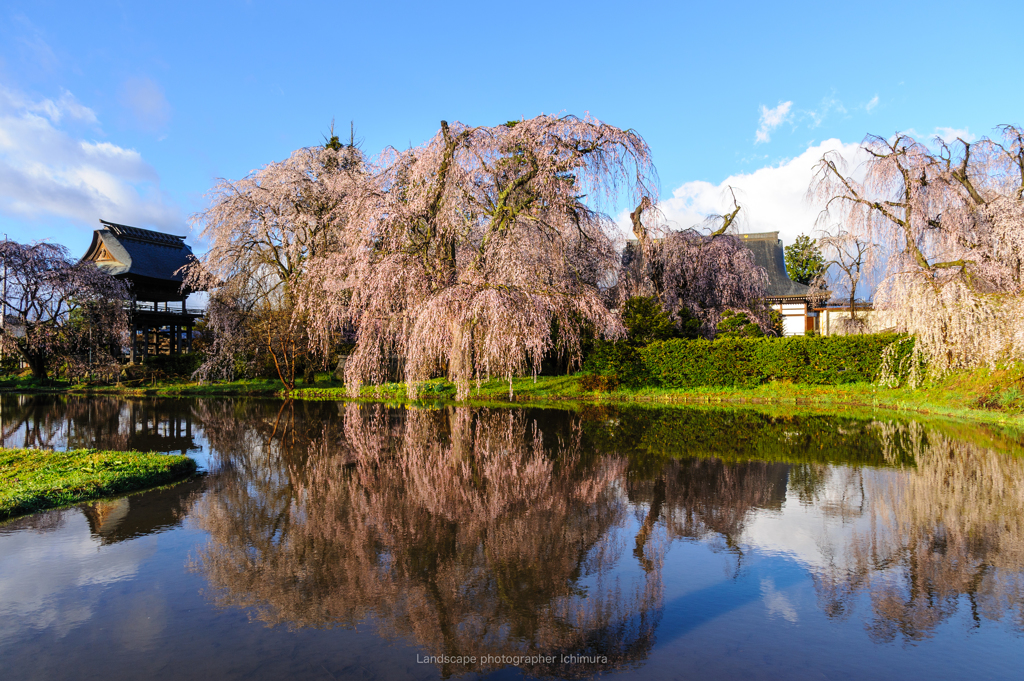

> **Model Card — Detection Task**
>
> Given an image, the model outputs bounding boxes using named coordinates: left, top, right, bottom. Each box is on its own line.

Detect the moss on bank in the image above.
left=0, top=447, right=197, bottom=519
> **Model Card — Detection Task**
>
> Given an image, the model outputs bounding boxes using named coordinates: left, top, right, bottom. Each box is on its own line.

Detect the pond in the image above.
left=1, top=394, right=1022, bottom=680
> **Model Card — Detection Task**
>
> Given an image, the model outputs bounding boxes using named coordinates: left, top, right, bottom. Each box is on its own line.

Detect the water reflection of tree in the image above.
left=628, top=458, right=791, bottom=576
left=189, top=404, right=660, bottom=677
left=812, top=422, right=1024, bottom=641
left=186, top=400, right=1024, bottom=658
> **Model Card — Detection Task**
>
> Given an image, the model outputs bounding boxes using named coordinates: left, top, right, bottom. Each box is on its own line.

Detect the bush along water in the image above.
left=583, top=333, right=911, bottom=389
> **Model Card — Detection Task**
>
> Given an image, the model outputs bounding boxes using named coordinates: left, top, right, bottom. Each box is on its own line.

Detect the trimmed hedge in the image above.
left=585, top=333, right=910, bottom=388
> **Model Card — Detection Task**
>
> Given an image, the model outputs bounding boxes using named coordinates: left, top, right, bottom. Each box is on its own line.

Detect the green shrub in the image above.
left=676, top=307, right=702, bottom=339
left=716, top=310, right=764, bottom=338
left=621, top=296, right=677, bottom=346
left=586, top=333, right=910, bottom=389
left=143, top=353, right=204, bottom=376
left=583, top=340, right=649, bottom=387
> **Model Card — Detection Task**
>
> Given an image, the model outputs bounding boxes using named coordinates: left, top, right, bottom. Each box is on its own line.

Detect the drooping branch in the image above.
left=708, top=186, right=742, bottom=237
left=811, top=126, right=1024, bottom=376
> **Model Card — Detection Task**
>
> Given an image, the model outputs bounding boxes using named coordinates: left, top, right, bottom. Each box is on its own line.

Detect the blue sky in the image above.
left=1, top=0, right=1021, bottom=255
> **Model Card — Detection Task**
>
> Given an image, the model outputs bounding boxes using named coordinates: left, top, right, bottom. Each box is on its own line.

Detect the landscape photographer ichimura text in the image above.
left=415, top=654, right=610, bottom=665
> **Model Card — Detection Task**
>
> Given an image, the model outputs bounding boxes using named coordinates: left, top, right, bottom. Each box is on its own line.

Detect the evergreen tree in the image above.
left=621, top=296, right=676, bottom=346
left=715, top=310, right=764, bottom=338
left=784, top=234, right=826, bottom=285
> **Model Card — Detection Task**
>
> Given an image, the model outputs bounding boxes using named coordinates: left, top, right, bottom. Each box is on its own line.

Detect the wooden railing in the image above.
left=126, top=301, right=205, bottom=316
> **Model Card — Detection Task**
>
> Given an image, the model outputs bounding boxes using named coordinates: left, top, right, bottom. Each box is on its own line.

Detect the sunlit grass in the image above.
left=6, top=363, right=1024, bottom=426
left=0, top=447, right=197, bottom=519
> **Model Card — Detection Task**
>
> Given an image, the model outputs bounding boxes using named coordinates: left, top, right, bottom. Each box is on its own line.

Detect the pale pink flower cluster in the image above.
left=811, top=126, right=1024, bottom=380
left=297, top=116, right=657, bottom=398
left=0, top=240, right=129, bottom=379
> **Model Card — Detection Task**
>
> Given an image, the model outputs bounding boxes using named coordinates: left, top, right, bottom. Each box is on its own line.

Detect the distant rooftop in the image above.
left=737, top=231, right=812, bottom=299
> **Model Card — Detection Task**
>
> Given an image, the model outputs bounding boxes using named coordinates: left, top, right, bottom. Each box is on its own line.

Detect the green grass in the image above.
left=0, top=447, right=197, bottom=519
left=7, top=362, right=1024, bottom=427
left=293, top=368, right=1024, bottom=428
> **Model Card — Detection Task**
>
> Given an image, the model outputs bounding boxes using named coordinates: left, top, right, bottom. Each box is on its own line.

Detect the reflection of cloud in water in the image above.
left=0, top=510, right=155, bottom=643
left=741, top=467, right=883, bottom=571
left=189, top=404, right=660, bottom=677
left=760, top=578, right=799, bottom=623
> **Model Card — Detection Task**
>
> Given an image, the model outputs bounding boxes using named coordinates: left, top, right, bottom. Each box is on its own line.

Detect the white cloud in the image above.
left=804, top=93, right=846, bottom=129
left=865, top=95, right=879, bottom=112
left=118, top=76, right=171, bottom=132
left=644, top=138, right=870, bottom=248
left=0, top=87, right=97, bottom=125
left=0, top=84, right=180, bottom=230
left=755, top=101, right=793, bottom=144
left=933, top=126, right=976, bottom=144
left=0, top=510, right=154, bottom=640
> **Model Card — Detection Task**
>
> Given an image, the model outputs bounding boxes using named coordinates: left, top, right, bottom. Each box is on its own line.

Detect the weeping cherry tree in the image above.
left=625, top=189, right=771, bottom=337
left=301, top=115, right=658, bottom=398
left=186, top=136, right=363, bottom=386
left=810, top=126, right=1024, bottom=380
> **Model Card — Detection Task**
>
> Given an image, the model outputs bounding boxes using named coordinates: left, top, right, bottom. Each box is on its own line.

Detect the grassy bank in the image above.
left=292, top=367, right=1024, bottom=427
left=5, top=364, right=1024, bottom=426
left=0, top=447, right=197, bottom=519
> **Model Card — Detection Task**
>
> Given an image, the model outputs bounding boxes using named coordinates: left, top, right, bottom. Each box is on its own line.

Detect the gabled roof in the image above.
left=737, top=231, right=812, bottom=299
left=82, top=220, right=194, bottom=284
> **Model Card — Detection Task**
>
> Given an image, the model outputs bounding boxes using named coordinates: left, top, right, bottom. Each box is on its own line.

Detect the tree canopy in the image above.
left=784, top=234, right=826, bottom=286
left=811, top=125, right=1024, bottom=379
left=623, top=191, right=773, bottom=339
left=0, top=240, right=128, bottom=379
left=191, top=115, right=658, bottom=398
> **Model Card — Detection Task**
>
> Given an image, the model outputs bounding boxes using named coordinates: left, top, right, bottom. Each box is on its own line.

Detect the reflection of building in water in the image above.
left=81, top=477, right=205, bottom=545
left=122, top=400, right=198, bottom=455
left=0, top=394, right=199, bottom=455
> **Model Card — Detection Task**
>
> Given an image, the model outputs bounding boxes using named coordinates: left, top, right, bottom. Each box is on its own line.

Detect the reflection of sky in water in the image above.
left=740, top=468, right=889, bottom=571
left=0, top=399, right=1022, bottom=680
left=0, top=511, right=155, bottom=642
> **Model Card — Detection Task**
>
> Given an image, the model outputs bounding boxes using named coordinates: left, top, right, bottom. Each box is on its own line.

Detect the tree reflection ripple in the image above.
left=189, top=403, right=659, bottom=677
left=182, top=401, right=1024, bottom=674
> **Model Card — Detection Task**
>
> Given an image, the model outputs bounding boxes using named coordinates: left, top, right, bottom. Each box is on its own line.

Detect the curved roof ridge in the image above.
left=84, top=220, right=194, bottom=284
left=99, top=220, right=187, bottom=248
left=737, top=232, right=812, bottom=298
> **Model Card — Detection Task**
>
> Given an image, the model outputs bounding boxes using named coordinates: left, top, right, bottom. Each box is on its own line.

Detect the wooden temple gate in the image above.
left=82, top=220, right=203, bottom=362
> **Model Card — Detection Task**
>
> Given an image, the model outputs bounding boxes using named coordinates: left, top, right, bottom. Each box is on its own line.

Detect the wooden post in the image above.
left=186, top=321, right=192, bottom=353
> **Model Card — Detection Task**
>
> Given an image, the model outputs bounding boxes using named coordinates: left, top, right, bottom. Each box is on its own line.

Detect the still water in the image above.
left=1, top=395, right=1022, bottom=680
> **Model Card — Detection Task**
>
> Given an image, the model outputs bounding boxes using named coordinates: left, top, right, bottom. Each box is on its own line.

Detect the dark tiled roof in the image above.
left=84, top=220, right=194, bottom=283
left=738, top=231, right=812, bottom=298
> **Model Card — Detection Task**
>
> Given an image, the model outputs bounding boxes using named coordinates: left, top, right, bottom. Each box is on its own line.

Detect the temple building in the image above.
left=81, top=220, right=202, bottom=361
left=737, top=232, right=824, bottom=336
